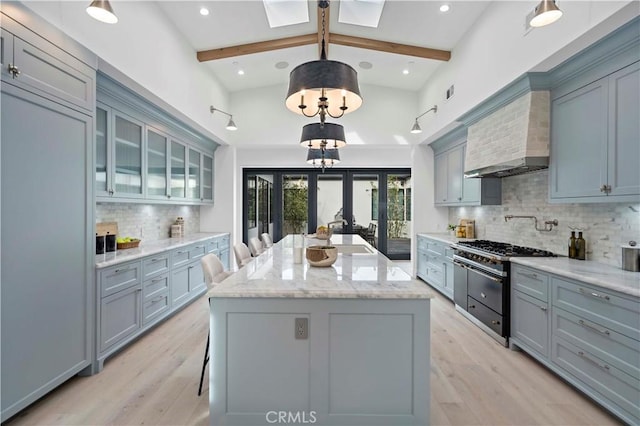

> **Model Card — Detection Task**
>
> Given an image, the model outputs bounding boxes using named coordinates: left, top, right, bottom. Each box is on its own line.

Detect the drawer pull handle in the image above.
left=177, top=251, right=186, bottom=254
left=114, top=267, right=131, bottom=274
left=194, top=246, right=202, bottom=249
left=540, top=306, right=547, bottom=311
left=578, top=351, right=610, bottom=371
left=520, top=272, right=539, bottom=280
left=151, top=278, right=165, bottom=283
left=578, top=319, right=610, bottom=336
left=469, top=304, right=476, bottom=309
left=579, top=288, right=610, bottom=301
left=151, top=296, right=165, bottom=303
left=480, top=292, right=486, bottom=298
left=491, top=320, right=500, bottom=325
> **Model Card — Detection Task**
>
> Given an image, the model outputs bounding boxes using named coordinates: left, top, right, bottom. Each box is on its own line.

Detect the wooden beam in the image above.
left=197, top=33, right=317, bottom=62
left=329, top=33, right=451, bottom=62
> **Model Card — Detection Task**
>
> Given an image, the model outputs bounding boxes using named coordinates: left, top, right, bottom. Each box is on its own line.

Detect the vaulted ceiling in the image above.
left=156, top=1, right=491, bottom=92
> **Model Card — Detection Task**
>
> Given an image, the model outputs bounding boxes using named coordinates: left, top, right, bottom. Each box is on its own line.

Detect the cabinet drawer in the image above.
left=467, top=271, right=504, bottom=314
left=553, top=308, right=640, bottom=380
left=417, top=236, right=428, bottom=251
left=426, top=264, right=444, bottom=287
left=143, top=292, right=170, bottom=325
left=142, top=255, right=169, bottom=280
left=552, top=336, right=640, bottom=421
left=206, top=239, right=218, bottom=254
left=552, top=277, right=640, bottom=340
left=468, top=296, right=504, bottom=336
left=143, top=273, right=169, bottom=301
left=100, top=261, right=141, bottom=297
left=512, top=265, right=549, bottom=301
left=427, top=242, right=446, bottom=256
left=172, top=247, right=190, bottom=267
left=189, top=243, right=206, bottom=260
left=444, top=247, right=454, bottom=261
left=217, top=234, right=230, bottom=247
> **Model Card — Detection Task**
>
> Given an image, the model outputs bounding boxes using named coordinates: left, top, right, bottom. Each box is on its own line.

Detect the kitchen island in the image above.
left=207, top=235, right=433, bottom=426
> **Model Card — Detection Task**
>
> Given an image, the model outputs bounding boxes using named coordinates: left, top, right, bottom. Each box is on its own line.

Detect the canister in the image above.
left=622, top=241, right=639, bottom=272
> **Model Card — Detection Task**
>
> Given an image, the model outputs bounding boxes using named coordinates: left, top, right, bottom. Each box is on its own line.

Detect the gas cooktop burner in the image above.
left=456, top=240, right=556, bottom=257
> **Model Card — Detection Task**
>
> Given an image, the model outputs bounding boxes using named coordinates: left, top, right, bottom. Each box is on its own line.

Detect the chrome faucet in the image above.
left=504, top=215, right=558, bottom=232
left=327, top=219, right=347, bottom=229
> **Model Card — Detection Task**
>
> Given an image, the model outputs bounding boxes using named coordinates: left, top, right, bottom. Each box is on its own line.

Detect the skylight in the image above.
left=262, top=0, right=309, bottom=28
left=338, top=0, right=386, bottom=28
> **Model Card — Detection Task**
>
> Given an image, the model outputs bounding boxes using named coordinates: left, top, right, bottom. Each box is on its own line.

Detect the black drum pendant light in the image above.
left=307, top=147, right=340, bottom=171
left=285, top=0, right=362, bottom=124
left=300, top=122, right=346, bottom=149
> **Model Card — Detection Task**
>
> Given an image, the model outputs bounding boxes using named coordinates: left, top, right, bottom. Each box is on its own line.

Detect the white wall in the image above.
left=23, top=1, right=231, bottom=143
left=416, top=1, right=637, bottom=142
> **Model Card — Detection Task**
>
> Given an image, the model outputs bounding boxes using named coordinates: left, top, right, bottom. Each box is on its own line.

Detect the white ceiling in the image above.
left=156, top=1, right=491, bottom=93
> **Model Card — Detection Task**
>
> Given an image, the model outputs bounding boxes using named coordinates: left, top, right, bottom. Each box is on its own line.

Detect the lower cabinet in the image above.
left=416, top=235, right=453, bottom=301
left=510, top=264, right=640, bottom=425
left=95, top=234, right=230, bottom=372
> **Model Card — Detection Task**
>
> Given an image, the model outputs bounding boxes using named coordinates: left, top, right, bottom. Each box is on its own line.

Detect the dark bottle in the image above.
left=105, top=231, right=116, bottom=252
left=96, top=233, right=105, bottom=255
left=568, top=231, right=576, bottom=259
left=576, top=231, right=586, bottom=260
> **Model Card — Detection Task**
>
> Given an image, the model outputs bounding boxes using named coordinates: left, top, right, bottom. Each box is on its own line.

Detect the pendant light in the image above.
left=529, top=0, right=563, bottom=28
left=86, top=0, right=118, bottom=24
left=300, top=122, right=346, bottom=149
left=285, top=0, right=362, bottom=124
left=307, top=147, right=340, bottom=171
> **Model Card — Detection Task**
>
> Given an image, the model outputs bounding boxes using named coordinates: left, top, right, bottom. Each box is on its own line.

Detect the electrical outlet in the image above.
left=295, top=318, right=308, bottom=340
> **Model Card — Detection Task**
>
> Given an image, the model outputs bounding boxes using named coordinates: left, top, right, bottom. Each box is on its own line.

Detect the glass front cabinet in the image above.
left=95, top=105, right=215, bottom=205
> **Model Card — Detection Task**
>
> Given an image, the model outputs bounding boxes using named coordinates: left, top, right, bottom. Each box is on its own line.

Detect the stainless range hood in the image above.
left=465, top=91, right=550, bottom=178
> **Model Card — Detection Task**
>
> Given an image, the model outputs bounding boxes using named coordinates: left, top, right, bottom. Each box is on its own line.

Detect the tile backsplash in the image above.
left=96, top=204, right=200, bottom=242
left=449, top=170, right=639, bottom=267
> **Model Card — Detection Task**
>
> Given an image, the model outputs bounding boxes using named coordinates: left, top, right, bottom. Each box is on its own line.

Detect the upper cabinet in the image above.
left=432, top=132, right=502, bottom=207
left=550, top=61, right=639, bottom=203
left=96, top=73, right=218, bottom=205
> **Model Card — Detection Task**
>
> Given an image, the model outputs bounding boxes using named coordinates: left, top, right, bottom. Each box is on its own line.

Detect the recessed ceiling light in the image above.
left=200, top=7, right=209, bottom=16
left=275, top=61, right=289, bottom=69
left=439, top=4, right=450, bottom=13
left=402, top=69, right=409, bottom=75
left=237, top=69, right=245, bottom=76
left=359, top=61, right=373, bottom=70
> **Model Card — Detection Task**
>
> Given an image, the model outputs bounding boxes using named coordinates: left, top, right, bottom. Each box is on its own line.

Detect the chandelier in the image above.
left=285, top=0, right=362, bottom=124
left=299, top=122, right=346, bottom=149
left=307, top=147, right=340, bottom=171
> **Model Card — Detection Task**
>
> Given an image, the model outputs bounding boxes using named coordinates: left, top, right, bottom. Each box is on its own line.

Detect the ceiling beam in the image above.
left=329, top=33, right=451, bottom=62
left=197, top=33, right=317, bottom=62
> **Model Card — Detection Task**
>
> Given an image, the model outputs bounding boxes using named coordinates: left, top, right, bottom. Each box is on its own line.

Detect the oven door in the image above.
left=465, top=265, right=504, bottom=314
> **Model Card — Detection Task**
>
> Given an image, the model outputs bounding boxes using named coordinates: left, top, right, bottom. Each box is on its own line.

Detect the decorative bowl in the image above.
left=305, top=245, right=338, bottom=267
left=315, top=226, right=332, bottom=240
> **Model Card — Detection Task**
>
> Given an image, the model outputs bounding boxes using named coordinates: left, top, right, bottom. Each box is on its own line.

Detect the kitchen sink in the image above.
left=332, top=244, right=375, bottom=254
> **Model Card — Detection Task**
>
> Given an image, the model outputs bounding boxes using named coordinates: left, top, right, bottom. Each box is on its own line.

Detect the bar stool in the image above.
left=261, top=233, right=273, bottom=248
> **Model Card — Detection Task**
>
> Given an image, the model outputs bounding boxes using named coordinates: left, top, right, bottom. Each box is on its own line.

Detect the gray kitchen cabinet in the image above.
left=1, top=7, right=95, bottom=421
left=510, top=263, right=640, bottom=425
left=416, top=235, right=453, bottom=301
left=550, top=61, right=639, bottom=203
left=171, top=264, right=191, bottom=308
left=99, top=260, right=141, bottom=297
left=433, top=142, right=501, bottom=207
left=96, top=74, right=217, bottom=205
left=146, top=127, right=169, bottom=199
left=100, top=284, right=142, bottom=353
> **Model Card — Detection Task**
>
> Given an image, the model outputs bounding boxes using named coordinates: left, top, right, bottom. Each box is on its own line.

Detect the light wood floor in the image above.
left=5, top=277, right=621, bottom=425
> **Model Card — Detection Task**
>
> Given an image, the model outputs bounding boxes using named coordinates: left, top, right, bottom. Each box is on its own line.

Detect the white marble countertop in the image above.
left=417, top=232, right=475, bottom=245
left=95, top=232, right=228, bottom=268
left=511, top=257, right=640, bottom=298
left=208, top=234, right=434, bottom=300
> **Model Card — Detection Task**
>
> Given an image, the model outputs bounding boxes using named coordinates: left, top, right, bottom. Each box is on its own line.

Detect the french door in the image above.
left=243, top=168, right=411, bottom=260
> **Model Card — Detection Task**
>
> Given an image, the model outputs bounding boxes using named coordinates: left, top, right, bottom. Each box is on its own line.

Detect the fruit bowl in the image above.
left=305, top=245, right=337, bottom=267
left=314, top=225, right=332, bottom=240
left=117, top=238, right=141, bottom=250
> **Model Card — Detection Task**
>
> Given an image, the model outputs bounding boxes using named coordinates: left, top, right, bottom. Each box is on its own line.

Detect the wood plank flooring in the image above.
left=5, top=272, right=621, bottom=426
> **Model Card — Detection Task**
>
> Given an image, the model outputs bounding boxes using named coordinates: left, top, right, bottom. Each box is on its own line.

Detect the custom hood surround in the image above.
left=465, top=91, right=550, bottom=178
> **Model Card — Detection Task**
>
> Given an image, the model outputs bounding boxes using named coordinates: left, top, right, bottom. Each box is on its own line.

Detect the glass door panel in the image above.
left=147, top=129, right=167, bottom=197
left=352, top=173, right=378, bottom=246
left=114, top=114, right=142, bottom=195
left=386, top=173, right=411, bottom=258
left=317, top=174, right=343, bottom=232
left=202, top=154, right=213, bottom=201
left=188, top=149, right=200, bottom=199
left=95, top=106, right=108, bottom=195
left=170, top=141, right=185, bottom=198
left=257, top=175, right=274, bottom=237
left=282, top=174, right=308, bottom=236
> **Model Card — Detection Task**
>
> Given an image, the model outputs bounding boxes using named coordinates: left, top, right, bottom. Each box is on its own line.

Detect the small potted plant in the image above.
left=447, top=224, right=457, bottom=236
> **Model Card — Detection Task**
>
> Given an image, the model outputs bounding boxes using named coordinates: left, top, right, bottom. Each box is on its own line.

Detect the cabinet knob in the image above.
left=167, top=194, right=171, bottom=199
left=600, top=184, right=606, bottom=193
left=458, top=197, right=462, bottom=201
left=8, top=64, right=20, bottom=78
left=491, top=320, right=500, bottom=325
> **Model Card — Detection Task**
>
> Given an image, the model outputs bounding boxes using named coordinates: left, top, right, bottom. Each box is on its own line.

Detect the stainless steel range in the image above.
left=452, top=240, right=556, bottom=346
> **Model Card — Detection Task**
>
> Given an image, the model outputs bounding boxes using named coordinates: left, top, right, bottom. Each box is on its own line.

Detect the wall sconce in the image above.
left=210, top=106, right=237, bottom=131
left=86, top=0, right=118, bottom=24
left=529, top=0, right=563, bottom=27
left=410, top=105, right=437, bottom=134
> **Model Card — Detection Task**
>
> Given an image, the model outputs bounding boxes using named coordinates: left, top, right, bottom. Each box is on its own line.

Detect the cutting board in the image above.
left=96, top=222, right=118, bottom=237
